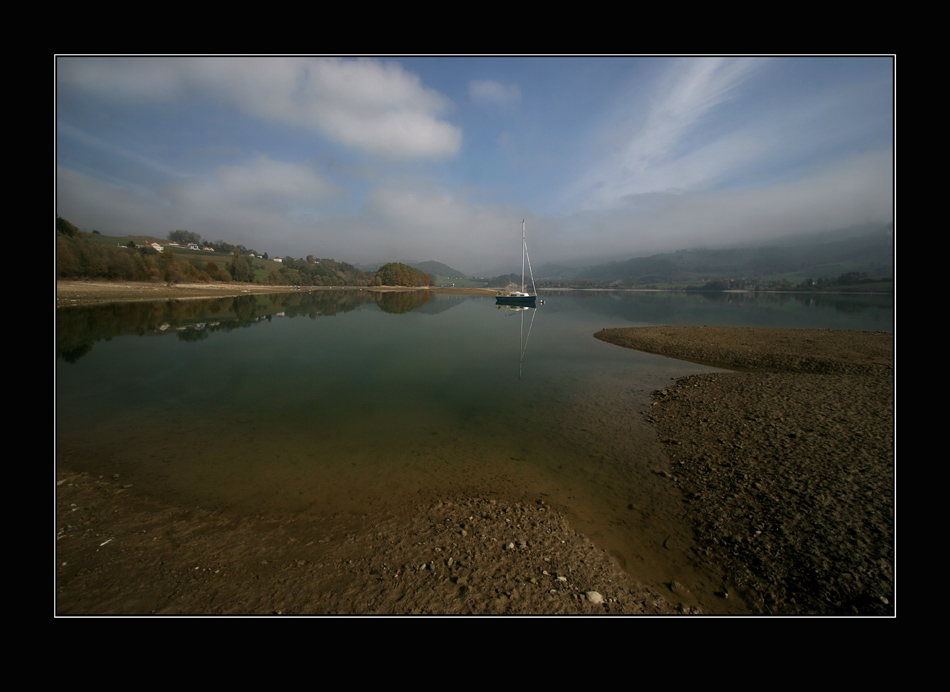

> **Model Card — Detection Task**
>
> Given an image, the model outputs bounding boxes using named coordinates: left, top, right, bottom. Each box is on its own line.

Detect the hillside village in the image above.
left=146, top=240, right=293, bottom=262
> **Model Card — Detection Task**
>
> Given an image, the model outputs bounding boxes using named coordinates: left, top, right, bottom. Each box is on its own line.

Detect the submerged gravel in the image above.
left=56, top=472, right=677, bottom=615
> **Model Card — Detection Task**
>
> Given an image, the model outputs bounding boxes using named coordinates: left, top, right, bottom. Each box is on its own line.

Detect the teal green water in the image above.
left=56, top=289, right=893, bottom=604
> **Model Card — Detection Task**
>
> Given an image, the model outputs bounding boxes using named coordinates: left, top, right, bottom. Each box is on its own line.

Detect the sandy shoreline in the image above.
left=56, top=283, right=894, bottom=615
left=55, top=280, right=497, bottom=308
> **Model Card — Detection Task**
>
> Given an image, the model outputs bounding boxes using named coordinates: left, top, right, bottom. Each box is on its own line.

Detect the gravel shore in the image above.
left=595, top=326, right=895, bottom=615
left=56, top=472, right=678, bottom=615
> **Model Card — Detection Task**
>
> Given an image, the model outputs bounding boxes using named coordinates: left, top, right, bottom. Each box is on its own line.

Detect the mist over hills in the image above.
left=67, top=218, right=891, bottom=290
left=356, top=222, right=892, bottom=287
left=491, top=223, right=893, bottom=286
left=410, top=261, right=467, bottom=279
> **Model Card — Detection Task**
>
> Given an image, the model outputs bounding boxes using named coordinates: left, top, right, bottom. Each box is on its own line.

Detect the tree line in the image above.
left=56, top=217, right=395, bottom=288
left=265, top=255, right=368, bottom=287
left=57, top=218, right=236, bottom=284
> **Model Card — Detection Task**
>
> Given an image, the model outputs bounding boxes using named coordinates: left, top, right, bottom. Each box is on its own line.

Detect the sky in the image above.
left=56, top=56, right=894, bottom=275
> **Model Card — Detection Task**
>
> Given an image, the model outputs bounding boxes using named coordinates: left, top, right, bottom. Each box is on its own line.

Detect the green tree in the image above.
left=157, top=247, right=182, bottom=284
left=56, top=217, right=80, bottom=237
left=168, top=230, right=202, bottom=245
left=227, top=249, right=252, bottom=282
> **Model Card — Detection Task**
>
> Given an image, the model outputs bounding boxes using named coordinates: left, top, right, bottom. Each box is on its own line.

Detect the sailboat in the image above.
left=495, top=220, right=539, bottom=305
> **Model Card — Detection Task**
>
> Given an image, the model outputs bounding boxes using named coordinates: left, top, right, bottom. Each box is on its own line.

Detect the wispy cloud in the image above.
left=468, top=79, right=522, bottom=109
left=56, top=122, right=186, bottom=180
left=571, top=58, right=769, bottom=208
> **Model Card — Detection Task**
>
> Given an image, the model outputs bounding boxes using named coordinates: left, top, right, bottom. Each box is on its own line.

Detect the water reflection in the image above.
left=538, top=289, right=893, bottom=330
left=57, top=288, right=893, bottom=364
left=374, top=290, right=431, bottom=314
left=496, top=304, right=538, bottom=380
left=56, top=289, right=481, bottom=362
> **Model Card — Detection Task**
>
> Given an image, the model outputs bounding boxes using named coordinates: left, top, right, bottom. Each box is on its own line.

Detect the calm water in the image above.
left=56, top=289, right=893, bottom=609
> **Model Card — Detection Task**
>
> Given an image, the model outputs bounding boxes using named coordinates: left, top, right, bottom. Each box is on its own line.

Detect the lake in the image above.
left=55, top=288, right=893, bottom=607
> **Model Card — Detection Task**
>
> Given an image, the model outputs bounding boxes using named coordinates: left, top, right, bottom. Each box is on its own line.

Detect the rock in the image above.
left=670, top=580, right=691, bottom=596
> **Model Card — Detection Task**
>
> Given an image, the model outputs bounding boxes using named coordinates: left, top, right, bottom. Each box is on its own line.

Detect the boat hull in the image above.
left=496, top=295, right=537, bottom=305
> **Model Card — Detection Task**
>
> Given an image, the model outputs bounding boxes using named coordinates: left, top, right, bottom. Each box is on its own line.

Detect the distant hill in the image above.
left=535, top=262, right=593, bottom=282
left=411, top=260, right=466, bottom=279
left=553, top=223, right=893, bottom=287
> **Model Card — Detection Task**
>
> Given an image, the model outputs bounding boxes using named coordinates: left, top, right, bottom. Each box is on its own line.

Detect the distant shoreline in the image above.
left=57, top=279, right=892, bottom=309
left=56, top=280, right=497, bottom=308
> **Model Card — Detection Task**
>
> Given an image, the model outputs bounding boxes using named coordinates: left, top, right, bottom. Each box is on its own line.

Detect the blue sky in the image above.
left=56, top=56, right=894, bottom=274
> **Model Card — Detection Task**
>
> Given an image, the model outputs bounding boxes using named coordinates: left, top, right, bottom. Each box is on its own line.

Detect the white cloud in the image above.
left=468, top=79, right=522, bottom=109
left=361, top=178, right=521, bottom=269
left=209, top=155, right=341, bottom=208
left=57, top=154, right=342, bottom=245
left=58, top=57, right=462, bottom=159
left=57, top=57, right=187, bottom=103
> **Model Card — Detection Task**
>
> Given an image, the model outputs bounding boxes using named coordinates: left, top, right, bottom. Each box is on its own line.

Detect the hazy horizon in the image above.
left=56, top=56, right=894, bottom=276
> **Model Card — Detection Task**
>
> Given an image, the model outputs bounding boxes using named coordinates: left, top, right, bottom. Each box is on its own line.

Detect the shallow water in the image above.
left=56, top=288, right=893, bottom=612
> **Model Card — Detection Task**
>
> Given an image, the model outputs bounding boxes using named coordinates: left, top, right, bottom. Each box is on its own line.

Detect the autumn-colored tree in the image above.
left=374, top=262, right=430, bottom=287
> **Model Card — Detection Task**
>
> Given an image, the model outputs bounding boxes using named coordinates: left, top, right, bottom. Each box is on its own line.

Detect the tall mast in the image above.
left=521, top=219, right=526, bottom=293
